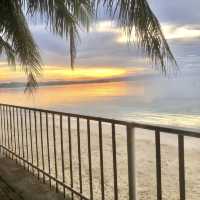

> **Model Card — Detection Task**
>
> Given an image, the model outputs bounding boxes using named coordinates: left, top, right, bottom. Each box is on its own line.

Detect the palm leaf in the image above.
left=0, top=0, right=41, bottom=91
left=0, top=36, right=15, bottom=66
left=24, top=0, right=92, bottom=68
left=95, top=0, right=177, bottom=72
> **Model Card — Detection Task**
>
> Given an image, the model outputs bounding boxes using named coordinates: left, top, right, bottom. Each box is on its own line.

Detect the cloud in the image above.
left=17, top=2, right=200, bottom=72
left=28, top=20, right=150, bottom=67
left=149, top=0, right=200, bottom=25
left=163, top=25, right=200, bottom=40
left=95, top=21, right=200, bottom=42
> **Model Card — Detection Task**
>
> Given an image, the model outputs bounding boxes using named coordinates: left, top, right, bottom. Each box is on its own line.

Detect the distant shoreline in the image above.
left=0, top=73, right=153, bottom=89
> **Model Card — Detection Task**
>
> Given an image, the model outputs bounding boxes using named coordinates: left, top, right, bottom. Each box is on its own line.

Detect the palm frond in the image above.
left=25, top=73, right=38, bottom=93
left=0, top=0, right=41, bottom=91
left=23, top=0, right=92, bottom=68
left=0, top=36, right=15, bottom=66
left=69, top=25, right=77, bottom=70
left=95, top=0, right=177, bottom=72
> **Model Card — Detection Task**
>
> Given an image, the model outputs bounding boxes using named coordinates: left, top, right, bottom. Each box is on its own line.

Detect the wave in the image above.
left=124, top=112, right=200, bottom=131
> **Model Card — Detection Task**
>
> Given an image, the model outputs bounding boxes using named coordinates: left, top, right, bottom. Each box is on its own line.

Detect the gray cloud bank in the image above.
left=26, top=0, right=200, bottom=74
left=149, top=0, right=200, bottom=25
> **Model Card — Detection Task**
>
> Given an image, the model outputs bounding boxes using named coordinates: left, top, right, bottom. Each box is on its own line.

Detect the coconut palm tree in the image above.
left=0, top=0, right=176, bottom=90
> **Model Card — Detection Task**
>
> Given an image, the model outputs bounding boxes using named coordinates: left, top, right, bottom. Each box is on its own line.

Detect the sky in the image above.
left=0, top=0, right=200, bottom=83
left=27, top=0, right=200, bottom=68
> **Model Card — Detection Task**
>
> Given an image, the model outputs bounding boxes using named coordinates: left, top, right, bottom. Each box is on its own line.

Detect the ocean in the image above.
left=0, top=66, right=199, bottom=131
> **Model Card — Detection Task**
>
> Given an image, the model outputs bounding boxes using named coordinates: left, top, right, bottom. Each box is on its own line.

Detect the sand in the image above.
left=1, top=113, right=200, bottom=199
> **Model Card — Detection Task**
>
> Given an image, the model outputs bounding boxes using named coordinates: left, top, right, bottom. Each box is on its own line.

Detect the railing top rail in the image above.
left=0, top=103, right=130, bottom=125
left=1, top=103, right=200, bottom=138
left=130, top=122, right=200, bottom=138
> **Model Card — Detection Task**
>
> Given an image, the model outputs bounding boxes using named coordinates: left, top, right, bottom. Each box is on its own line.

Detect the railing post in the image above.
left=0, top=106, right=1, bottom=154
left=178, top=135, right=185, bottom=200
left=127, top=124, right=136, bottom=200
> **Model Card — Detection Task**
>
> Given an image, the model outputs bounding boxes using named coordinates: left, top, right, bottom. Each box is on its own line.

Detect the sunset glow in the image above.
left=0, top=64, right=145, bottom=83
left=42, top=67, right=128, bottom=80
left=0, top=82, right=134, bottom=106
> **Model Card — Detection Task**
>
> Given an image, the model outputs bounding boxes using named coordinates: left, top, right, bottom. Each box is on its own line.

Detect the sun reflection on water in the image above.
left=0, top=82, right=133, bottom=107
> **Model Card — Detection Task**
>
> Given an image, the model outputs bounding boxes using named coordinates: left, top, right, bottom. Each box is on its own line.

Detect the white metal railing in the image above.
left=0, top=103, right=199, bottom=200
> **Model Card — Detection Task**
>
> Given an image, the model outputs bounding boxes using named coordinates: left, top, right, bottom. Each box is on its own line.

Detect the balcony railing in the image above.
left=0, top=103, right=199, bottom=200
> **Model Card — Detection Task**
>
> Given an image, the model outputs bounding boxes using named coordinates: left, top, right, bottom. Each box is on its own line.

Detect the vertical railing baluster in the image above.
left=20, top=108, right=25, bottom=168
left=4, top=106, right=7, bottom=155
left=1, top=105, right=4, bottom=154
left=3, top=106, right=7, bottom=156
left=0, top=106, right=3, bottom=154
left=16, top=108, right=21, bottom=163
left=24, top=109, right=29, bottom=170
left=155, top=129, right=162, bottom=200
left=3, top=106, right=5, bottom=147
left=29, top=110, right=34, bottom=172
left=0, top=106, right=2, bottom=153
left=77, top=117, right=83, bottom=197
left=60, top=115, right=66, bottom=197
left=2, top=105, right=5, bottom=154
left=4, top=106, right=7, bottom=151
left=46, top=112, right=51, bottom=188
left=12, top=107, right=17, bottom=159
left=52, top=114, right=58, bottom=192
left=40, top=112, right=45, bottom=182
left=98, top=121, right=105, bottom=200
left=68, top=116, right=74, bottom=199
left=9, top=106, right=13, bottom=159
left=112, top=123, right=118, bottom=200
left=87, top=119, right=93, bottom=200
left=178, top=135, right=185, bottom=200
left=127, top=124, right=136, bottom=200
left=2, top=105, right=5, bottom=155
left=1, top=105, right=3, bottom=155
left=6, top=106, right=10, bottom=156
left=7, top=106, right=11, bottom=157
left=2, top=106, right=5, bottom=149
left=34, top=111, right=40, bottom=178
left=0, top=106, right=1, bottom=152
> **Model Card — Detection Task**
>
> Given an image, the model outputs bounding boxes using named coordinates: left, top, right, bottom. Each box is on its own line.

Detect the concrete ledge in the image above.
left=0, top=157, right=68, bottom=200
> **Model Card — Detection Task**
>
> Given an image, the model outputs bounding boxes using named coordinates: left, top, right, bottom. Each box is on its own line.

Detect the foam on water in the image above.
left=124, top=112, right=200, bottom=131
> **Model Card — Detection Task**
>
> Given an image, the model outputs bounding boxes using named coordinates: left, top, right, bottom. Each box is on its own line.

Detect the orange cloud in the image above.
left=0, top=64, right=145, bottom=83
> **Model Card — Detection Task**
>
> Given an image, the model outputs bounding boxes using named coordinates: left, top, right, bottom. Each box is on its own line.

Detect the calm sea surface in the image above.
left=0, top=67, right=199, bottom=131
